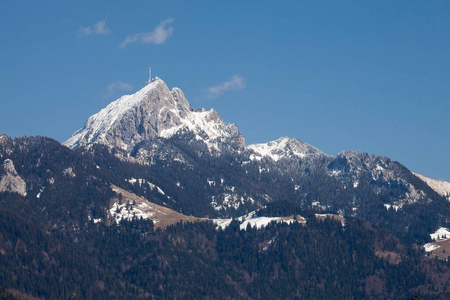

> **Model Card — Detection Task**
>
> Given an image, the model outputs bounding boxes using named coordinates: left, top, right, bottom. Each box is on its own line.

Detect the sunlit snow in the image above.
left=414, top=173, right=450, bottom=201
left=423, top=243, right=440, bottom=252
left=239, top=217, right=295, bottom=230
left=430, top=227, right=450, bottom=241
left=248, top=137, right=323, bottom=162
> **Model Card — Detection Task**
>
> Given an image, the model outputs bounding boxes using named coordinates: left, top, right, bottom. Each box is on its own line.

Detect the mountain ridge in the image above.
left=59, top=78, right=450, bottom=241
left=64, top=78, right=447, bottom=195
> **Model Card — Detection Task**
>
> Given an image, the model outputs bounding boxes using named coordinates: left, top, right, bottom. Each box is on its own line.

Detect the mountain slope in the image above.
left=109, top=184, right=200, bottom=228
left=413, top=172, right=450, bottom=201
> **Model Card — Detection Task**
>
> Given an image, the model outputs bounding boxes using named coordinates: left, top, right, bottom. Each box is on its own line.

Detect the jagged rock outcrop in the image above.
left=0, top=159, right=26, bottom=196
left=65, top=78, right=245, bottom=156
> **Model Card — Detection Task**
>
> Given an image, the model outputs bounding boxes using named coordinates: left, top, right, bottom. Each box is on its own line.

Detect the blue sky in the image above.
left=0, top=0, right=449, bottom=180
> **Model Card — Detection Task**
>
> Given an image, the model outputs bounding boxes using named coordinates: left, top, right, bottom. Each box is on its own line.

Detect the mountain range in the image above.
left=64, top=78, right=450, bottom=225
left=0, top=77, right=449, bottom=298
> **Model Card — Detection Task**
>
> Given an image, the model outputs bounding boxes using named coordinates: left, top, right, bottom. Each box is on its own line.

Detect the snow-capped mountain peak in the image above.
left=64, top=78, right=245, bottom=153
left=248, top=137, right=325, bottom=161
left=65, top=78, right=172, bottom=149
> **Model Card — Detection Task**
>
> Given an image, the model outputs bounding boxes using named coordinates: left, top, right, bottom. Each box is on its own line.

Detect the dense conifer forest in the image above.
left=0, top=136, right=449, bottom=299
left=1, top=190, right=450, bottom=299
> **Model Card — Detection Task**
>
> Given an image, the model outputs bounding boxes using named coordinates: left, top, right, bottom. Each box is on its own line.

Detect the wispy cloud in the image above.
left=78, top=20, right=111, bottom=37
left=119, top=18, right=174, bottom=48
left=106, top=81, right=133, bottom=96
left=206, top=75, right=246, bottom=98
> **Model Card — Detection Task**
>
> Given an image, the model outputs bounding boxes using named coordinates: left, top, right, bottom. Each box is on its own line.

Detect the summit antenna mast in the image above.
left=148, top=67, right=152, bottom=84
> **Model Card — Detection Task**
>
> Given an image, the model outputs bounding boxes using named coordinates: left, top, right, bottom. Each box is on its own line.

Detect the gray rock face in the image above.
left=65, top=78, right=246, bottom=157
left=0, top=159, right=26, bottom=196
left=0, top=134, right=9, bottom=144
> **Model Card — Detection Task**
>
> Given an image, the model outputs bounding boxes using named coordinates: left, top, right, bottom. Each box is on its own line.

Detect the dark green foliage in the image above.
left=1, top=206, right=448, bottom=299
left=258, top=200, right=303, bottom=217
left=0, top=136, right=449, bottom=298
left=74, top=138, right=450, bottom=246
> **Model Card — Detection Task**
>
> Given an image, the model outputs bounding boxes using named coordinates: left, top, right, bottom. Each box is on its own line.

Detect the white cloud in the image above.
left=94, top=20, right=110, bottom=34
left=78, top=20, right=111, bottom=37
left=119, top=18, right=174, bottom=48
left=78, top=26, right=92, bottom=36
left=207, top=75, right=246, bottom=98
left=106, top=82, right=133, bottom=94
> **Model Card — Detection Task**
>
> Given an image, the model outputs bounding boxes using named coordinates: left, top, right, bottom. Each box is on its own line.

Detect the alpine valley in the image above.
left=1, top=78, right=450, bottom=299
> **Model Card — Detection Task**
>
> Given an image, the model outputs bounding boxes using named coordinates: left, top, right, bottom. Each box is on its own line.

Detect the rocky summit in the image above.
left=65, top=78, right=245, bottom=157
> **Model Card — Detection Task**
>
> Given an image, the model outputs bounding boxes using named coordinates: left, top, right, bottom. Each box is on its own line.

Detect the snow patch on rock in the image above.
left=63, top=167, right=76, bottom=178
